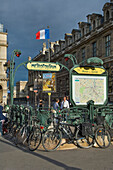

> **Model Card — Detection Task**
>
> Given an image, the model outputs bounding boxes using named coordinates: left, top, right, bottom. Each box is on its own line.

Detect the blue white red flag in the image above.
left=36, top=29, right=50, bottom=39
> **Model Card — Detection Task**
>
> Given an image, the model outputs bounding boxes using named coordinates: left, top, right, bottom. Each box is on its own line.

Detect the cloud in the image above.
left=0, top=0, right=108, bottom=84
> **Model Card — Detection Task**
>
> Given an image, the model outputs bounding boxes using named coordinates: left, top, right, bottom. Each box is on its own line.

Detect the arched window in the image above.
left=106, top=10, right=109, bottom=21
left=0, top=85, right=3, bottom=103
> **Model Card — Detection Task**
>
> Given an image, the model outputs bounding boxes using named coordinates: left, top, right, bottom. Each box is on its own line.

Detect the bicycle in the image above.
left=42, top=114, right=111, bottom=151
left=42, top=115, right=90, bottom=151
left=13, top=108, right=42, bottom=151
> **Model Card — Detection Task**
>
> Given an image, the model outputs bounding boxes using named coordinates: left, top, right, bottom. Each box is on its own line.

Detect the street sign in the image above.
left=27, top=62, right=60, bottom=72
left=74, top=66, right=105, bottom=75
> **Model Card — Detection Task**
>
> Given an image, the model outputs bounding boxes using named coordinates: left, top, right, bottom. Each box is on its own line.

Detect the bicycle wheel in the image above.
left=42, top=128, right=62, bottom=152
left=9, top=125, right=17, bottom=139
left=76, top=128, right=94, bottom=149
left=13, top=129, right=20, bottom=145
left=13, top=126, right=25, bottom=145
left=95, top=126, right=111, bottom=148
left=28, top=127, right=42, bottom=151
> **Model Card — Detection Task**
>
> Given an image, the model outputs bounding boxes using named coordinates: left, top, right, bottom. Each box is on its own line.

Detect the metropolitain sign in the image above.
left=27, top=62, right=60, bottom=71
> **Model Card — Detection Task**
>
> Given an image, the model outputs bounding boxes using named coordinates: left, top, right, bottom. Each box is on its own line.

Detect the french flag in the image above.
left=36, top=29, right=50, bottom=39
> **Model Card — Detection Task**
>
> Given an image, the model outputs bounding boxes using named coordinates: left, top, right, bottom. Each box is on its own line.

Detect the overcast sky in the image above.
left=0, top=0, right=108, bottom=84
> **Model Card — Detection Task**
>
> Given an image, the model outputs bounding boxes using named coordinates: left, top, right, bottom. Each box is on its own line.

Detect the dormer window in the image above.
left=103, top=2, right=113, bottom=21
left=93, top=20, right=96, bottom=29
left=97, top=19, right=99, bottom=27
left=106, top=10, right=110, bottom=21
left=82, top=28, right=84, bottom=36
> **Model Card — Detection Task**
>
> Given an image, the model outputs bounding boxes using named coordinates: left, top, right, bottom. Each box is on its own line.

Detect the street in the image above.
left=0, top=136, right=113, bottom=170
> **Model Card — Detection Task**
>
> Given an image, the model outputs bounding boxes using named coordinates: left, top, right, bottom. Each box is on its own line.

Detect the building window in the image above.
left=82, top=48, right=85, bottom=63
left=82, top=28, right=84, bottom=37
left=92, top=42, right=96, bottom=57
left=105, top=35, right=110, bottom=57
left=97, top=19, right=99, bottom=27
left=93, top=20, right=96, bottom=29
left=106, top=10, right=109, bottom=21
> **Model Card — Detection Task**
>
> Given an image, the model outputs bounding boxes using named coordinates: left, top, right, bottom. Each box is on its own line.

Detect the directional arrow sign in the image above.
left=27, top=62, right=60, bottom=72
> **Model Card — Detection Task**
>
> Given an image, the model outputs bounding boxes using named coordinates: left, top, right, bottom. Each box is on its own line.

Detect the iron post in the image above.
left=10, top=50, right=21, bottom=105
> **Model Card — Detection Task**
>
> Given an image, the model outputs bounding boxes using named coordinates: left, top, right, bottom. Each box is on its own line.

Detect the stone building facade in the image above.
left=28, top=0, right=113, bottom=106
left=16, top=81, right=28, bottom=98
left=0, top=24, right=8, bottom=106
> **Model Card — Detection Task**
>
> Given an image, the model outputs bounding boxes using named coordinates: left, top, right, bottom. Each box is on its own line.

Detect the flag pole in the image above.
left=47, top=26, right=51, bottom=109
left=47, top=26, right=50, bottom=62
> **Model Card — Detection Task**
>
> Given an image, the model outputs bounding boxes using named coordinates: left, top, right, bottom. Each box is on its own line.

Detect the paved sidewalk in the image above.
left=1, top=134, right=113, bottom=151
left=38, top=138, right=113, bottom=151
left=1, top=136, right=113, bottom=170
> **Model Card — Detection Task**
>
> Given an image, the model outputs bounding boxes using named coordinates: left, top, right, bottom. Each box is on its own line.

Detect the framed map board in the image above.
left=72, top=75, right=107, bottom=105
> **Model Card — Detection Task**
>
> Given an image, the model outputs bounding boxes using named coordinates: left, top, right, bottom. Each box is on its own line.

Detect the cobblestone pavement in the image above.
left=0, top=136, right=113, bottom=170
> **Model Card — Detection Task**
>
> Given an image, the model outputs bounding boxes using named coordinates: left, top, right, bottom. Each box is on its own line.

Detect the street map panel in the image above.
left=72, top=75, right=107, bottom=105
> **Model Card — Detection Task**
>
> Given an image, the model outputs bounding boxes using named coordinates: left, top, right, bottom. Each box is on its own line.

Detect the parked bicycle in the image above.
left=42, top=114, right=111, bottom=151
left=13, top=108, right=42, bottom=151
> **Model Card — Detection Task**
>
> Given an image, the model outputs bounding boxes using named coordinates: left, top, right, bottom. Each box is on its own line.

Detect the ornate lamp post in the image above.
left=10, top=50, right=21, bottom=105
left=64, top=54, right=77, bottom=66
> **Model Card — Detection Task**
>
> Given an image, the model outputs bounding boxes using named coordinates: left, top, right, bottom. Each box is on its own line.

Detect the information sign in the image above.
left=74, top=67, right=105, bottom=75
left=72, top=75, right=107, bottom=105
left=27, top=62, right=60, bottom=72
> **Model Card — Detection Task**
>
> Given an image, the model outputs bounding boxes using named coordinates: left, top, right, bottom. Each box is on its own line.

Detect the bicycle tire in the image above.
left=42, top=128, right=62, bottom=152
left=9, top=125, right=17, bottom=139
left=28, top=127, right=42, bottom=151
left=13, top=129, right=20, bottom=145
left=95, top=126, right=111, bottom=148
left=13, top=126, right=24, bottom=145
left=76, top=128, right=94, bottom=149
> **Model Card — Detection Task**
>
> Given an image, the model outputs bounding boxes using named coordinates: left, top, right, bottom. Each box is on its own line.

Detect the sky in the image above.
left=0, top=0, right=108, bottom=84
